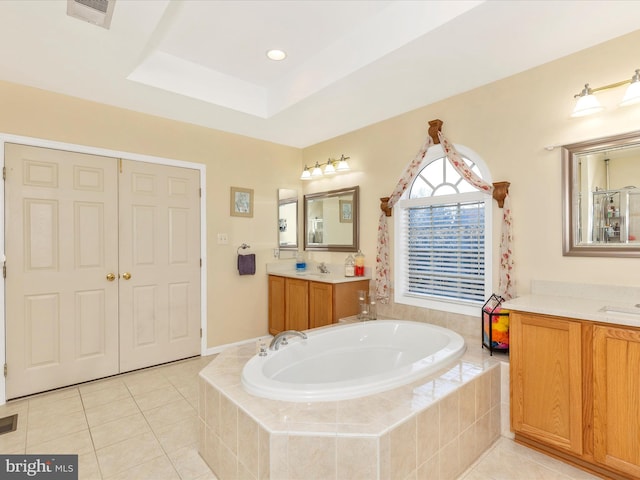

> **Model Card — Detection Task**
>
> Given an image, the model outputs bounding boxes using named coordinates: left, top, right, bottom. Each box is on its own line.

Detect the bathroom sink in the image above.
left=599, top=305, right=640, bottom=320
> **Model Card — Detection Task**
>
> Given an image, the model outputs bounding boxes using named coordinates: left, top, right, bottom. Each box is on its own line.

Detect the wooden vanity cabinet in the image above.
left=268, top=275, right=369, bottom=335
left=510, top=312, right=584, bottom=455
left=309, top=281, right=332, bottom=329
left=285, top=278, right=310, bottom=332
left=593, top=325, right=640, bottom=478
left=268, top=275, right=286, bottom=335
left=510, top=310, right=640, bottom=479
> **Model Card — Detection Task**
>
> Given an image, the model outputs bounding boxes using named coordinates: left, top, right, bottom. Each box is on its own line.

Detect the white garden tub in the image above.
left=241, top=320, right=466, bottom=402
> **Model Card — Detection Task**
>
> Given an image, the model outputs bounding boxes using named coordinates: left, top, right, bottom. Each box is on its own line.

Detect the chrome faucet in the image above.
left=318, top=262, right=330, bottom=274
left=269, top=330, right=308, bottom=350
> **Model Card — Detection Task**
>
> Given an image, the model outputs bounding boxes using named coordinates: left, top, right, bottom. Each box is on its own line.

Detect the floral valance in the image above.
left=375, top=121, right=514, bottom=304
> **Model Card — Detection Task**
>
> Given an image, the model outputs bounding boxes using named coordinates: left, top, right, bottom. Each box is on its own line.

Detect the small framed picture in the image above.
left=230, top=187, right=254, bottom=218
left=339, top=199, right=353, bottom=223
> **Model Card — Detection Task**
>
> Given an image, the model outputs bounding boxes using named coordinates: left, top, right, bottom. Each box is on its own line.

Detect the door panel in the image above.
left=25, top=293, right=59, bottom=367
left=118, top=160, right=201, bottom=372
left=5, top=143, right=119, bottom=398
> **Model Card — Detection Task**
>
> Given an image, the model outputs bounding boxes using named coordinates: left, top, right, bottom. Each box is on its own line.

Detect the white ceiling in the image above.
left=1, top=0, right=640, bottom=148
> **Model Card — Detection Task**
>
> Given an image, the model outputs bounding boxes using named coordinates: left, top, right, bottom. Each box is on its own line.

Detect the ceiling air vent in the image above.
left=67, top=0, right=116, bottom=29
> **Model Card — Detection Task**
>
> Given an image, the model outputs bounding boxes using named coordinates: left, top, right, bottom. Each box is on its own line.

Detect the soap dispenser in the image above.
left=354, top=250, right=365, bottom=277
left=344, top=254, right=355, bottom=277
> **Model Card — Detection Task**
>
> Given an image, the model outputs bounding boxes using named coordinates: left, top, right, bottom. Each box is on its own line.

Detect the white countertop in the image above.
left=266, top=262, right=371, bottom=284
left=503, top=280, right=640, bottom=328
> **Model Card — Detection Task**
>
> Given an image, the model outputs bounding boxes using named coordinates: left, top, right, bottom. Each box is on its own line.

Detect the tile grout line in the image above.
left=78, top=386, right=105, bottom=480
left=124, top=363, right=204, bottom=480
left=122, top=373, right=182, bottom=480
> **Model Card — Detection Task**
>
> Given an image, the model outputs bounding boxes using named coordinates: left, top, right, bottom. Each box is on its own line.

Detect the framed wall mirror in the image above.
left=304, top=186, right=359, bottom=252
left=278, top=188, right=298, bottom=250
left=562, top=130, right=640, bottom=257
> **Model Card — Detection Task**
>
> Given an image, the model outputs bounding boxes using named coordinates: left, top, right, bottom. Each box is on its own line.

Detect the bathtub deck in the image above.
left=198, top=333, right=504, bottom=479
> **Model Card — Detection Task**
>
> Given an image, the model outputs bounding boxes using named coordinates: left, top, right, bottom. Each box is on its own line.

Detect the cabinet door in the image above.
left=334, top=280, right=371, bottom=321
left=593, top=325, right=640, bottom=477
left=510, top=312, right=583, bottom=455
left=268, top=276, right=285, bottom=335
left=285, top=278, right=309, bottom=331
left=309, top=281, right=333, bottom=329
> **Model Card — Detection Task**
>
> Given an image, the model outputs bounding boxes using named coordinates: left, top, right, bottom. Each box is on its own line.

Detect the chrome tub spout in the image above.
left=269, top=330, right=308, bottom=351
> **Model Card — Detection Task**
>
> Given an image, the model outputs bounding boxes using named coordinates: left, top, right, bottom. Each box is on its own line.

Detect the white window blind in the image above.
left=403, top=200, right=486, bottom=303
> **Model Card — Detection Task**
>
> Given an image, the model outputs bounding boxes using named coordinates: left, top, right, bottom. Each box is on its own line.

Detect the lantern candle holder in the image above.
left=481, top=294, right=509, bottom=355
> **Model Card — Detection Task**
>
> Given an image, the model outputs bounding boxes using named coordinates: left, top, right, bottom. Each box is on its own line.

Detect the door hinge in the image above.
left=200, top=328, right=202, bottom=339
left=3, top=364, right=7, bottom=377
left=2, top=166, right=6, bottom=181
left=2, top=262, right=6, bottom=279
left=199, top=187, right=201, bottom=198
left=200, top=258, right=202, bottom=268
left=119, top=158, right=123, bottom=174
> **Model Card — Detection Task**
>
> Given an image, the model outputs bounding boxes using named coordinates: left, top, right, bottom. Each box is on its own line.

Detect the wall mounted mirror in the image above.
left=562, top=130, right=640, bottom=257
left=278, top=188, right=298, bottom=250
left=304, top=186, right=359, bottom=252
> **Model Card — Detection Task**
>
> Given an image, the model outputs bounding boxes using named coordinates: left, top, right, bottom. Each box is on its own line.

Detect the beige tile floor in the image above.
left=460, top=437, right=600, bottom=480
left=0, top=355, right=599, bottom=480
left=0, top=355, right=215, bottom=480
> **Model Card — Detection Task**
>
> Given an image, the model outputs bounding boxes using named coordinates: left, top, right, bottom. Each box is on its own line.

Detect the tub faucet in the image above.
left=269, top=330, right=308, bottom=350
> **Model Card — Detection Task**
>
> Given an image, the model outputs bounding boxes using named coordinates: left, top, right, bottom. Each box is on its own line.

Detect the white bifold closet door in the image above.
left=4, top=143, right=201, bottom=399
left=118, top=158, right=201, bottom=373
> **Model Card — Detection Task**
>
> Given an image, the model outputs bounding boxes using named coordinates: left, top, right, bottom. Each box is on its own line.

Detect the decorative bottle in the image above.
left=354, top=250, right=365, bottom=277
left=344, top=254, right=355, bottom=277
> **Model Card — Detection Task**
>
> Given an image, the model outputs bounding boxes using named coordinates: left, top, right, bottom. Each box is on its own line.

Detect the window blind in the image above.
left=404, top=200, right=485, bottom=303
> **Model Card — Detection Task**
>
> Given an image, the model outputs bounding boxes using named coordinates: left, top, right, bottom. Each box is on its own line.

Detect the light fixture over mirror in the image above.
left=300, top=154, right=350, bottom=180
left=571, top=69, right=640, bottom=117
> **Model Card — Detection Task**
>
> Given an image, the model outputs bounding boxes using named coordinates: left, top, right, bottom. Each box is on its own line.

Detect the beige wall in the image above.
left=0, top=80, right=302, bottom=348
left=1, top=28, right=639, bottom=350
left=302, top=29, right=640, bottom=297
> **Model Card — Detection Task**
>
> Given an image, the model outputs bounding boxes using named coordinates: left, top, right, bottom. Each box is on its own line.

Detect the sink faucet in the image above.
left=269, top=330, right=308, bottom=350
left=318, top=262, right=330, bottom=274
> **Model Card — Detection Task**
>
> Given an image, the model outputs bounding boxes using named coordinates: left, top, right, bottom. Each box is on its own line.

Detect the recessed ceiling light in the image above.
left=266, top=49, right=287, bottom=61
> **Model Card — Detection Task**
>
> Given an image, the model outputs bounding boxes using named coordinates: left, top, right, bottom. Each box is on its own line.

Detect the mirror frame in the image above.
left=562, top=129, right=640, bottom=257
left=304, top=186, right=359, bottom=252
left=277, top=189, right=299, bottom=251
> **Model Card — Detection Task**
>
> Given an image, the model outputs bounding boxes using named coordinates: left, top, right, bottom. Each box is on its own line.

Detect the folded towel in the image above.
left=237, top=253, right=256, bottom=275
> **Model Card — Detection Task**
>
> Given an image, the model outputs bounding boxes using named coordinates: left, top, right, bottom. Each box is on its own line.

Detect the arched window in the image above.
left=394, top=144, right=492, bottom=316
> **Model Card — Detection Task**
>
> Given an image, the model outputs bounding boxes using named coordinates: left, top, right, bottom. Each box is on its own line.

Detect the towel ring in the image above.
left=237, top=243, right=251, bottom=254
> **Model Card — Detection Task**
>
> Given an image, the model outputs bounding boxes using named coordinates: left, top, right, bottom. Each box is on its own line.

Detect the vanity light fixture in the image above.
left=571, top=69, right=640, bottom=117
left=335, top=154, right=350, bottom=171
left=300, top=168, right=311, bottom=180
left=299, top=155, right=350, bottom=180
left=311, top=162, right=323, bottom=177
left=620, top=69, right=640, bottom=106
left=323, top=158, right=336, bottom=175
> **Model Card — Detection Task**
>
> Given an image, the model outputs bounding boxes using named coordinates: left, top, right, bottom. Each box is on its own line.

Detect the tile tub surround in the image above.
left=198, top=335, right=503, bottom=479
